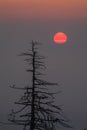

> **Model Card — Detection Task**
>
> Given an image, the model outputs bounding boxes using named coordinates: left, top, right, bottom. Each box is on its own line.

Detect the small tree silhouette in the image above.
left=4, top=41, right=72, bottom=130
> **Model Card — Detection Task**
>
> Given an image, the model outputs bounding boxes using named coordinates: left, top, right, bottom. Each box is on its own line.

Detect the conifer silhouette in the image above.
left=1, top=41, right=72, bottom=130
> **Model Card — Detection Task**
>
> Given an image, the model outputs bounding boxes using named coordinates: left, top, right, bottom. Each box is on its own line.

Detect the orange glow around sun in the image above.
left=53, top=32, right=67, bottom=44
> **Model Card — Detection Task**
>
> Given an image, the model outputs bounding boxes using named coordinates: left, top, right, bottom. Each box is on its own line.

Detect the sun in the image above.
left=53, top=32, right=67, bottom=44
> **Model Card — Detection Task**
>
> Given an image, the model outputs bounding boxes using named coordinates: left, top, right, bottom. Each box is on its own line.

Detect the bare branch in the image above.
left=4, top=41, right=72, bottom=130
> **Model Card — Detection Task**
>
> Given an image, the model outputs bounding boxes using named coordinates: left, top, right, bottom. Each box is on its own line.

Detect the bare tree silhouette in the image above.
left=1, top=41, right=72, bottom=130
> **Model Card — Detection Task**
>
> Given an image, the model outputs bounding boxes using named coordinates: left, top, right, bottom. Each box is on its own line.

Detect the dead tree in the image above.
left=8, top=41, right=72, bottom=130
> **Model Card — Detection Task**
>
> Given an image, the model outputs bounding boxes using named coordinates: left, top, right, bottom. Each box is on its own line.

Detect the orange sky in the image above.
left=0, top=0, right=87, bottom=21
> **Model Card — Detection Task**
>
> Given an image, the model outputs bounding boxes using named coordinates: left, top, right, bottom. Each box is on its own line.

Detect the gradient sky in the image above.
left=0, top=0, right=87, bottom=21
left=0, top=0, right=87, bottom=130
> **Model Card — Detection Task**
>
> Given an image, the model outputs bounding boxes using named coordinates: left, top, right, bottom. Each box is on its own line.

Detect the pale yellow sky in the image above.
left=0, top=0, right=87, bottom=21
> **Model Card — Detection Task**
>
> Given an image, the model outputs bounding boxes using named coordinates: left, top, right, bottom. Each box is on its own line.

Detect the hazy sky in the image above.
left=0, top=0, right=87, bottom=130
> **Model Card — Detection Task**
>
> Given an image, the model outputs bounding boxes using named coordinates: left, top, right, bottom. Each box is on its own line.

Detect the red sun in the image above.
left=53, top=32, right=67, bottom=44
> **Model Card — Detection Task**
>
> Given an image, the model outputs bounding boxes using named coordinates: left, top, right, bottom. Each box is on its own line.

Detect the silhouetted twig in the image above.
left=0, top=41, right=72, bottom=130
